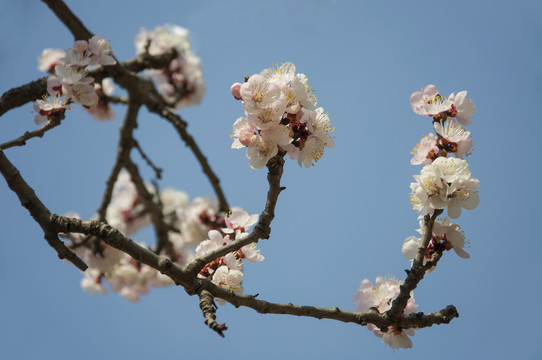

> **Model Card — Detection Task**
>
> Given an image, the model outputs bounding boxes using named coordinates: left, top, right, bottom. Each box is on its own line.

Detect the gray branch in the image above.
left=0, top=151, right=87, bottom=271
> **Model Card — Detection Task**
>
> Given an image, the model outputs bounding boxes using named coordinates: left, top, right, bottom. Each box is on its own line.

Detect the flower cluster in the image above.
left=230, top=62, right=334, bottom=169
left=135, top=25, right=205, bottom=109
left=67, top=172, right=245, bottom=302
left=410, top=84, right=475, bottom=126
left=353, top=85, right=479, bottom=350
left=402, top=217, right=470, bottom=272
left=78, top=244, right=174, bottom=301
left=68, top=172, right=264, bottom=302
left=35, top=35, right=116, bottom=124
left=194, top=210, right=264, bottom=304
left=354, top=277, right=417, bottom=349
left=410, top=157, right=480, bottom=218
left=409, top=85, right=479, bottom=219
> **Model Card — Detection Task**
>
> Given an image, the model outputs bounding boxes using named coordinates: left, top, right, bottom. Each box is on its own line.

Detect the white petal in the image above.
left=447, top=198, right=461, bottom=219
left=461, top=191, right=480, bottom=210
left=402, top=236, right=420, bottom=260
left=454, top=247, right=470, bottom=259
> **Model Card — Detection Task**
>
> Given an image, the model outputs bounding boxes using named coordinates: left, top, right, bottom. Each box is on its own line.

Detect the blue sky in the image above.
left=1, top=0, right=541, bottom=359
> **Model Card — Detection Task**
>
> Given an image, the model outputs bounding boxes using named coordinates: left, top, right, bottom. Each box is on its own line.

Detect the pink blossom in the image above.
left=433, top=119, right=473, bottom=159
left=68, top=81, right=98, bottom=107
left=246, top=125, right=292, bottom=169
left=86, top=244, right=123, bottom=273
left=410, top=157, right=480, bottom=218
left=410, top=85, right=475, bottom=125
left=85, top=78, right=115, bottom=121
left=64, top=40, right=91, bottom=67
left=432, top=217, right=470, bottom=258
left=46, top=76, right=63, bottom=96
left=291, top=73, right=317, bottom=111
left=231, top=117, right=256, bottom=148
left=411, top=133, right=439, bottom=165
left=354, top=277, right=417, bottom=349
left=449, top=91, right=475, bottom=126
left=178, top=196, right=219, bottom=246
left=211, top=266, right=244, bottom=305
left=54, top=64, right=87, bottom=87
left=223, top=209, right=258, bottom=235
left=81, top=269, right=107, bottom=296
left=88, top=35, right=116, bottom=66
left=106, top=172, right=151, bottom=236
left=135, top=26, right=205, bottom=109
left=246, top=100, right=286, bottom=130
left=33, top=94, right=72, bottom=125
left=290, top=108, right=334, bottom=168
left=240, top=74, right=281, bottom=111
left=37, top=48, right=65, bottom=72
left=53, top=64, right=98, bottom=106
left=410, top=84, right=452, bottom=117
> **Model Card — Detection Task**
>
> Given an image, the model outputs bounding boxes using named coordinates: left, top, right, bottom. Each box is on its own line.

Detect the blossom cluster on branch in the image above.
left=0, top=0, right=480, bottom=348
left=354, top=277, right=418, bottom=349
left=65, top=171, right=263, bottom=302
left=135, top=25, right=205, bottom=109
left=353, top=85, right=479, bottom=349
left=35, top=35, right=116, bottom=124
left=230, top=62, right=335, bottom=169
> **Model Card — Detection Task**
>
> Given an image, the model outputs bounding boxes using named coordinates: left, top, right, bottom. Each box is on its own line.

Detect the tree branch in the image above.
left=41, top=0, right=93, bottom=41
left=0, top=78, right=47, bottom=118
left=185, top=154, right=285, bottom=278
left=124, top=158, right=171, bottom=256
left=192, top=278, right=458, bottom=330
left=51, top=215, right=192, bottom=287
left=0, top=151, right=87, bottom=271
left=48, top=214, right=457, bottom=332
left=386, top=209, right=443, bottom=321
left=96, top=100, right=141, bottom=221
left=0, top=113, right=64, bottom=150
left=146, top=104, right=230, bottom=213
left=133, top=138, right=162, bottom=179
left=198, top=290, right=227, bottom=337
left=0, top=52, right=176, bottom=118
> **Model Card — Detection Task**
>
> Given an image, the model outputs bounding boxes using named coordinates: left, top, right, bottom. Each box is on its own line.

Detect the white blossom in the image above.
left=354, top=277, right=417, bottom=349
left=241, top=74, right=281, bottom=111
left=410, top=157, right=480, bottom=218
left=410, top=84, right=452, bottom=117
left=449, top=91, right=475, bottom=126
left=211, top=266, right=244, bottom=305
left=37, top=48, right=65, bottom=72
left=88, top=35, right=116, bottom=66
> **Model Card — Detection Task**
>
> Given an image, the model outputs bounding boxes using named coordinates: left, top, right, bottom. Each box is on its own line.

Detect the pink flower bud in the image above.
left=230, top=82, right=242, bottom=100
left=239, top=130, right=253, bottom=147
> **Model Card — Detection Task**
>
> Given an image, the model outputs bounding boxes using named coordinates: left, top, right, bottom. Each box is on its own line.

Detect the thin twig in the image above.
left=185, top=154, right=285, bottom=278
left=51, top=215, right=191, bottom=286
left=96, top=100, right=141, bottom=221
left=41, top=0, right=93, bottom=40
left=133, top=139, right=162, bottom=179
left=0, top=113, right=64, bottom=150
left=124, top=158, right=172, bottom=256
left=386, top=209, right=443, bottom=322
left=146, top=104, right=230, bottom=213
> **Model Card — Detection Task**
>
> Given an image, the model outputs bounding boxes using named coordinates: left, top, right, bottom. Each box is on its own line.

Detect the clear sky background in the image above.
left=1, top=0, right=541, bottom=359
